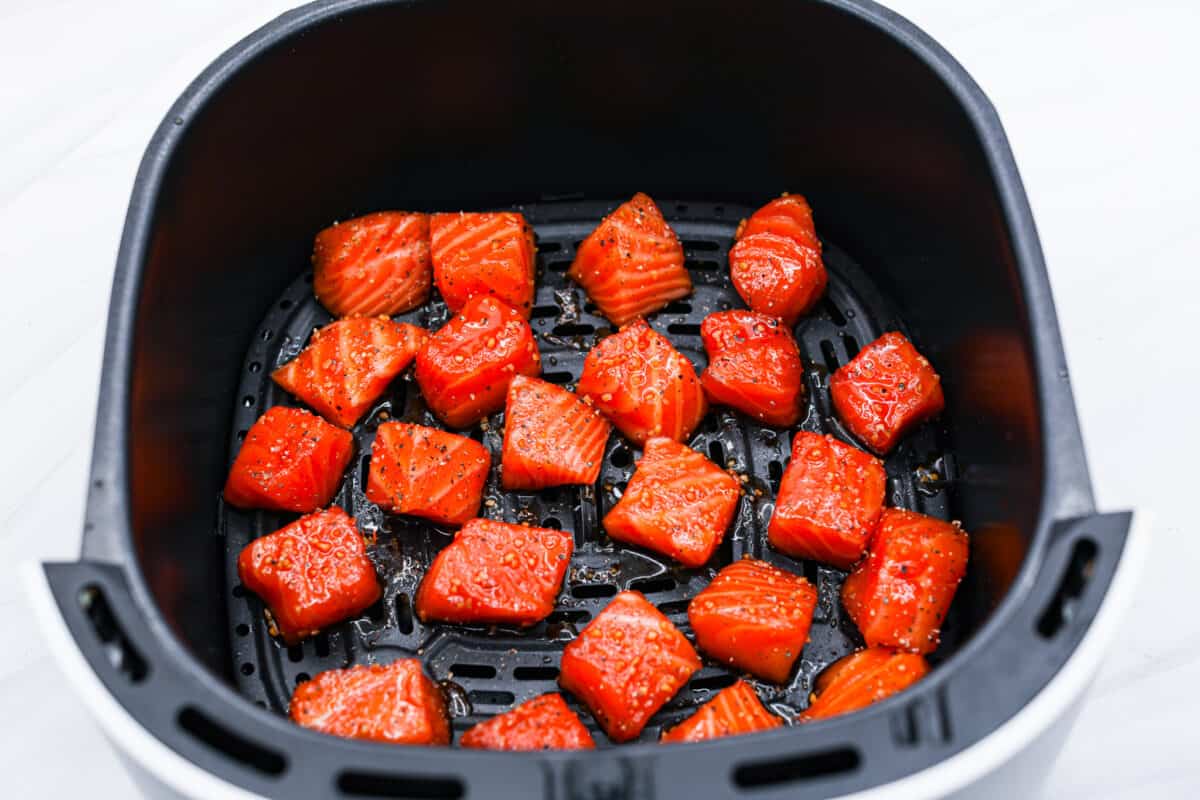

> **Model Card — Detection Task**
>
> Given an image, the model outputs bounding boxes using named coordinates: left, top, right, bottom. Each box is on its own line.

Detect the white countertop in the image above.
left=1, top=1, right=1196, bottom=797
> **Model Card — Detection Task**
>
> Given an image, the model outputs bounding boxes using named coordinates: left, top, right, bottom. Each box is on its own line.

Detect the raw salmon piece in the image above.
left=223, top=406, right=353, bottom=513
left=728, top=232, right=827, bottom=326
left=313, top=212, right=431, bottom=317
left=559, top=591, right=701, bottom=742
left=431, top=211, right=536, bottom=318
left=414, top=295, right=541, bottom=428
left=414, top=518, right=573, bottom=626
left=576, top=318, right=706, bottom=445
left=700, top=310, right=805, bottom=427
left=460, top=694, right=595, bottom=751
left=365, top=422, right=490, bottom=527
left=767, top=432, right=887, bottom=570
left=842, top=508, right=969, bottom=654
left=567, top=193, right=691, bottom=326
left=602, top=437, right=740, bottom=568
left=660, top=680, right=782, bottom=743
left=501, top=375, right=611, bottom=490
left=688, top=558, right=817, bottom=684
left=800, top=648, right=929, bottom=722
left=272, top=317, right=427, bottom=428
left=830, top=331, right=944, bottom=454
left=290, top=659, right=450, bottom=745
left=736, top=193, right=821, bottom=251
left=237, top=507, right=379, bottom=644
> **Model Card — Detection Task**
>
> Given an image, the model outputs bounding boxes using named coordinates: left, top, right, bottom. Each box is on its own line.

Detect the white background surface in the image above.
left=0, top=1, right=1196, bottom=797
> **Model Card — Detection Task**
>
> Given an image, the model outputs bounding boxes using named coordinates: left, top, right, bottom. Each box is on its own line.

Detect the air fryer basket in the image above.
left=39, top=0, right=1132, bottom=798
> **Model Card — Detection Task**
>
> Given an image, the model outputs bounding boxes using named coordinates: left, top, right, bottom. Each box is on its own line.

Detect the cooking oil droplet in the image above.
left=438, top=679, right=472, bottom=717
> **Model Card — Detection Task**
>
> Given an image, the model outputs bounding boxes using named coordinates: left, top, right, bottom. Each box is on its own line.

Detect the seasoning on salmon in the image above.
left=223, top=406, right=353, bottom=513
left=700, top=309, right=805, bottom=427
left=559, top=591, right=701, bottom=742
left=501, top=375, right=611, bottom=491
left=688, top=558, right=817, bottom=684
left=660, top=680, right=782, bottom=743
left=842, top=508, right=969, bottom=654
left=830, top=331, right=944, bottom=454
left=767, top=432, right=887, bottom=570
left=272, top=317, right=428, bottom=428
left=237, top=507, right=379, bottom=644
left=365, top=422, right=490, bottom=527
left=459, top=694, right=595, bottom=751
left=431, top=211, right=536, bottom=319
left=290, top=659, right=450, bottom=745
left=312, top=211, right=431, bottom=318
left=576, top=318, right=706, bottom=445
left=728, top=195, right=826, bottom=326
left=414, top=295, right=541, bottom=429
left=414, top=518, right=573, bottom=626
left=602, top=437, right=740, bottom=568
left=800, top=647, right=929, bottom=722
left=567, top=192, right=691, bottom=326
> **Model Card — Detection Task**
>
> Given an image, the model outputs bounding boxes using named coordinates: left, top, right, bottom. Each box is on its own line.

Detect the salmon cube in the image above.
left=365, top=422, right=490, bottom=527
left=700, top=309, right=805, bottom=427
left=800, top=647, right=929, bottom=722
left=313, top=212, right=431, bottom=318
left=501, top=375, right=611, bottom=491
left=431, top=212, right=536, bottom=319
left=660, top=680, right=782, bottom=743
left=460, top=694, right=595, bottom=751
left=728, top=195, right=826, bottom=326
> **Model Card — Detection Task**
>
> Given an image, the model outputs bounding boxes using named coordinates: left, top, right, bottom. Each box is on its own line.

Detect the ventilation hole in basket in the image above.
left=685, top=259, right=721, bottom=272
left=248, top=361, right=262, bottom=374
left=691, top=673, right=737, bottom=692
left=548, top=260, right=572, bottom=272
left=542, top=371, right=573, bottom=385
left=767, top=460, right=784, bottom=492
left=232, top=585, right=246, bottom=598
left=1037, top=538, right=1098, bottom=638
left=337, top=770, right=463, bottom=800
left=891, top=705, right=919, bottom=746
left=296, top=672, right=311, bottom=685
left=531, top=305, right=559, bottom=319
left=733, top=747, right=861, bottom=789
left=450, top=663, right=497, bottom=680
left=714, top=205, right=726, bottom=216
left=657, top=600, right=689, bottom=616
left=546, top=609, right=590, bottom=625
left=396, top=594, right=415, bottom=635
left=552, top=322, right=594, bottom=337
left=667, top=322, right=702, bottom=336
left=685, top=240, right=721, bottom=252
left=240, top=662, right=255, bottom=676
left=842, top=334, right=860, bottom=360
left=539, top=241, right=563, bottom=254
left=241, top=395, right=256, bottom=408
left=364, top=598, right=385, bottom=623
left=675, top=203, right=689, bottom=214
left=822, top=298, right=848, bottom=327
left=235, top=623, right=250, bottom=637
left=630, top=576, right=677, bottom=595
left=287, top=645, right=303, bottom=663
left=820, top=340, right=840, bottom=373
left=935, top=687, right=953, bottom=742
left=177, top=706, right=287, bottom=776
left=468, top=690, right=515, bottom=707
left=78, top=584, right=149, bottom=684
left=315, top=633, right=331, bottom=658
left=584, top=301, right=601, bottom=315
left=663, top=299, right=693, bottom=314
left=802, top=560, right=820, bottom=585
left=541, top=517, right=563, bottom=529
left=708, top=440, right=726, bottom=465
left=571, top=584, right=618, bottom=599
left=513, top=665, right=559, bottom=681
left=359, top=454, right=371, bottom=486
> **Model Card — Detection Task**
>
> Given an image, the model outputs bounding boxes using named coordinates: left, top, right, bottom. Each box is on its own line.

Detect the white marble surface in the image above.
left=0, top=1, right=1196, bottom=797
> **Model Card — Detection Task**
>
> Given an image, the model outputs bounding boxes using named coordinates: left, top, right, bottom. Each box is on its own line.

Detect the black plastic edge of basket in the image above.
left=51, top=0, right=1131, bottom=798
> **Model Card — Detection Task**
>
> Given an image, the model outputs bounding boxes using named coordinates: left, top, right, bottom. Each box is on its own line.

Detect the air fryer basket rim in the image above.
left=45, top=0, right=1130, bottom=797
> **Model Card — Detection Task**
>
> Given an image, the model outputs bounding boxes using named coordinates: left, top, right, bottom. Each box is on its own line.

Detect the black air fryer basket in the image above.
left=37, top=1, right=1134, bottom=798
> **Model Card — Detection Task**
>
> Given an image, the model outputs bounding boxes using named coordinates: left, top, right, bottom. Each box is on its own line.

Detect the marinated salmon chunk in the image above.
left=313, top=211, right=431, bottom=318
left=577, top=318, right=706, bottom=445
left=290, top=660, right=450, bottom=745
left=700, top=310, right=805, bottom=427
left=237, top=507, right=379, bottom=644
left=365, top=422, right=490, bottom=527
left=661, top=680, right=781, bottom=743
left=602, top=437, right=740, bottom=568
left=501, top=375, right=611, bottom=491
left=559, top=591, right=701, bottom=742
left=415, top=518, right=573, bottom=626
left=767, top=432, right=887, bottom=570
left=688, top=558, right=817, bottom=684
left=415, top=295, right=541, bottom=428
left=273, top=317, right=427, bottom=428
left=224, top=406, right=353, bottom=513
left=842, top=508, right=969, bottom=654
left=728, top=195, right=827, bottom=325
left=460, top=694, right=595, bottom=751
left=431, top=211, right=536, bottom=319
left=568, top=192, right=691, bottom=326
left=800, top=647, right=929, bottom=722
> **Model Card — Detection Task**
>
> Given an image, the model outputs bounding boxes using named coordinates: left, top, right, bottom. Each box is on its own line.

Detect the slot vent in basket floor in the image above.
left=223, top=199, right=957, bottom=744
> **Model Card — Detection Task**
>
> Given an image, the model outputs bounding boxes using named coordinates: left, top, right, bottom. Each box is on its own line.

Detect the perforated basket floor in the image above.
left=223, top=198, right=958, bottom=744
